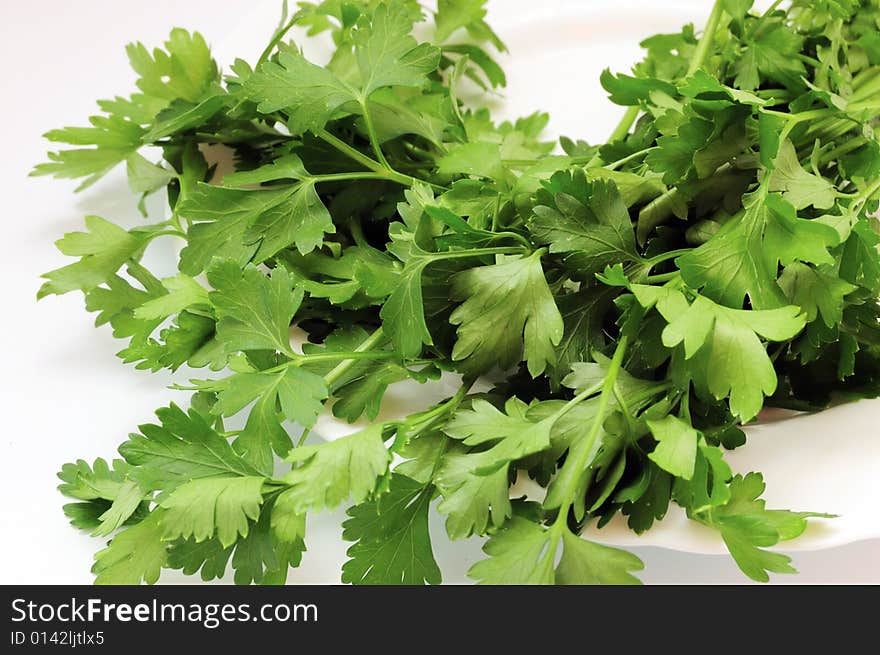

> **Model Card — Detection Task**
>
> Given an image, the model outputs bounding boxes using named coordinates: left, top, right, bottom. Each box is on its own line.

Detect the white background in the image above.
left=0, top=0, right=877, bottom=584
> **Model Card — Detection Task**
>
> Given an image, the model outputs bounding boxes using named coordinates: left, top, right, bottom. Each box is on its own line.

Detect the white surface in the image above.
left=0, top=0, right=876, bottom=585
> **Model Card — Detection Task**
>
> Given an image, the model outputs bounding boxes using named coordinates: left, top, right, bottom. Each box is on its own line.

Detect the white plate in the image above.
left=227, top=0, right=879, bottom=555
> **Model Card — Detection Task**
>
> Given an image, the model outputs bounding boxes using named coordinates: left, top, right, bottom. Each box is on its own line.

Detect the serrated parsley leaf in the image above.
left=436, top=141, right=504, bottom=180
left=633, top=286, right=805, bottom=419
left=126, top=28, right=218, bottom=104
left=119, top=404, right=263, bottom=490
left=674, top=439, right=734, bottom=512
left=230, top=504, right=305, bottom=585
left=450, top=252, right=563, bottom=376
left=468, top=517, right=555, bottom=584
left=246, top=181, right=335, bottom=261
left=435, top=447, right=511, bottom=539
left=646, top=415, right=699, bottom=480
left=530, top=172, right=639, bottom=281
left=342, top=474, right=441, bottom=585
left=270, top=489, right=308, bottom=543
left=125, top=152, right=175, bottom=194
left=33, top=117, right=145, bottom=189
left=281, top=423, right=392, bottom=513
left=381, top=211, right=463, bottom=357
left=207, top=262, right=299, bottom=356
left=34, top=29, right=217, bottom=189
left=600, top=69, right=677, bottom=106
left=245, top=3, right=438, bottom=135
left=469, top=516, right=643, bottom=585
left=92, top=511, right=168, bottom=585
left=549, top=285, right=615, bottom=384
left=244, top=50, right=356, bottom=134
left=133, top=273, right=209, bottom=321
left=761, top=193, right=839, bottom=267
left=556, top=530, right=644, bottom=585
left=58, top=458, right=134, bottom=501
left=443, top=398, right=554, bottom=473
left=166, top=537, right=233, bottom=581
left=677, top=190, right=836, bottom=309
left=178, top=178, right=335, bottom=271
left=353, top=3, right=440, bottom=96
left=768, top=140, right=836, bottom=210
left=57, top=458, right=147, bottom=537
left=192, top=364, right=328, bottom=473
left=696, top=473, right=833, bottom=582
left=177, top=186, right=261, bottom=275
left=39, top=216, right=146, bottom=298
left=167, top=496, right=305, bottom=585
left=434, top=0, right=490, bottom=43
left=90, top=481, right=145, bottom=537
left=733, top=19, right=805, bottom=90
left=161, top=476, right=265, bottom=547
left=779, top=262, right=856, bottom=327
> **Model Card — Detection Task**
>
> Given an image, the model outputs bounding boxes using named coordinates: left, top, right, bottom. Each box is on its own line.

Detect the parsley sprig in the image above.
left=39, top=0, right=879, bottom=585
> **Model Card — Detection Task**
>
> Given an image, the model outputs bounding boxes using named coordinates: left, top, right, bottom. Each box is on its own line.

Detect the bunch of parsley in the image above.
left=38, top=0, right=880, bottom=585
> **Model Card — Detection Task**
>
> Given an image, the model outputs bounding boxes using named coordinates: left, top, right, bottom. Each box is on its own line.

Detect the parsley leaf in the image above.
left=280, top=423, right=392, bottom=513
left=160, top=476, right=265, bottom=547
left=529, top=172, right=640, bottom=281
left=450, top=252, right=563, bottom=376
left=342, top=474, right=441, bottom=584
left=41, top=0, right=873, bottom=586
left=207, top=262, right=299, bottom=356
left=633, top=286, right=805, bottom=419
left=39, top=217, right=147, bottom=298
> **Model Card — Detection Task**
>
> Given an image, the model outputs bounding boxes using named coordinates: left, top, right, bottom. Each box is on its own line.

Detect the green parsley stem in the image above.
left=431, top=246, right=527, bottom=260
left=312, top=171, right=411, bottom=184
left=612, top=384, right=639, bottom=437
left=678, top=386, right=691, bottom=420
left=298, top=350, right=395, bottom=365
left=358, top=97, right=393, bottom=170
left=315, top=128, right=386, bottom=173
left=315, top=128, right=445, bottom=190
left=144, top=228, right=186, bottom=240
left=796, top=54, right=822, bottom=68
left=502, top=159, right=546, bottom=167
left=604, top=146, right=652, bottom=171
left=172, top=350, right=401, bottom=392
left=852, top=70, right=880, bottom=102
left=802, top=117, right=866, bottom=149
left=323, top=326, right=387, bottom=388
left=644, top=271, right=680, bottom=284
left=402, top=141, right=436, bottom=160
left=243, top=345, right=396, bottom=379
left=581, top=107, right=643, bottom=168
left=687, top=0, right=724, bottom=76
left=755, top=88, right=795, bottom=103
left=745, top=0, right=784, bottom=42
left=761, top=107, right=835, bottom=123
left=816, top=136, right=868, bottom=166
left=608, top=106, right=641, bottom=142
left=550, top=334, right=630, bottom=534
left=549, top=381, right=605, bottom=423
left=644, top=248, right=692, bottom=266
left=763, top=0, right=784, bottom=16
left=407, top=381, right=474, bottom=433
left=193, top=131, right=283, bottom=145
left=256, top=14, right=298, bottom=68
left=853, top=177, right=880, bottom=212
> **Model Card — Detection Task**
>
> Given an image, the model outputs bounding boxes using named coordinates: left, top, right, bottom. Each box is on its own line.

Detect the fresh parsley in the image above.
left=39, top=0, right=880, bottom=585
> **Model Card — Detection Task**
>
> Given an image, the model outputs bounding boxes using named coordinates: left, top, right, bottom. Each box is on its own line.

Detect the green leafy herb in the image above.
left=42, top=0, right=879, bottom=585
